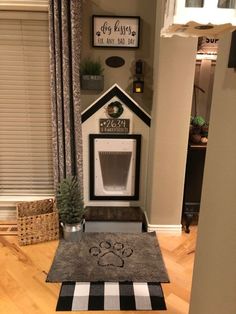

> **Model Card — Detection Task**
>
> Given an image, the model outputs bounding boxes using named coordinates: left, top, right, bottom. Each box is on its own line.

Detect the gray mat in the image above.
left=46, top=232, right=169, bottom=283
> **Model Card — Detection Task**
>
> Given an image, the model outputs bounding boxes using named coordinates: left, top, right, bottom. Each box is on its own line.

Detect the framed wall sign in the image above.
left=92, top=15, right=140, bottom=48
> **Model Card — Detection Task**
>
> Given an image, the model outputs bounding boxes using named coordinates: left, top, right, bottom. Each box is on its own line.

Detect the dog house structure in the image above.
left=82, top=84, right=151, bottom=232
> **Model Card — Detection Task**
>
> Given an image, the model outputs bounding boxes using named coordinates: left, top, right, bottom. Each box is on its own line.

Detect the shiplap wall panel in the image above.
left=0, top=18, right=53, bottom=196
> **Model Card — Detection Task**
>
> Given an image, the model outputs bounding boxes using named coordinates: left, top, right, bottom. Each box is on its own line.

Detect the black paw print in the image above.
left=96, top=31, right=101, bottom=36
left=89, top=241, right=133, bottom=268
left=131, top=31, right=136, bottom=36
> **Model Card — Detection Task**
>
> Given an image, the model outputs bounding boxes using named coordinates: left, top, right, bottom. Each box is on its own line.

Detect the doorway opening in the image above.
left=182, top=36, right=218, bottom=232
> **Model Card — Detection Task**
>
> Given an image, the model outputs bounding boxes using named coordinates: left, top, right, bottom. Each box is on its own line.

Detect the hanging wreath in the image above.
left=106, top=101, right=124, bottom=118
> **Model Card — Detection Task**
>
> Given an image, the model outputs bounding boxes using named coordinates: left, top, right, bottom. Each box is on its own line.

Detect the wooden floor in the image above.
left=0, top=227, right=197, bottom=314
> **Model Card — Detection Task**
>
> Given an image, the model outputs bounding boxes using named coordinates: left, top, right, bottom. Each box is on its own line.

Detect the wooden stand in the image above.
left=84, top=206, right=146, bottom=233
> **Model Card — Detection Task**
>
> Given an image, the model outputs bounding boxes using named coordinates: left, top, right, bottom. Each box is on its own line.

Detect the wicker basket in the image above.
left=17, top=198, right=59, bottom=246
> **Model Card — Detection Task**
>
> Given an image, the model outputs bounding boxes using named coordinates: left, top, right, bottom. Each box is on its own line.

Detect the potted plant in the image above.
left=80, top=58, right=104, bottom=91
left=56, top=176, right=85, bottom=242
left=189, top=115, right=208, bottom=144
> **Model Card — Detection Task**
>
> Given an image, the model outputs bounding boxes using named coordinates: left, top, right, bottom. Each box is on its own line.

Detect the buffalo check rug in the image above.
left=56, top=281, right=167, bottom=311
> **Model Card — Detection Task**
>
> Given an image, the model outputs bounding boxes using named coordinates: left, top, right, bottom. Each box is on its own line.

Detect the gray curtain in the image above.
left=49, top=0, right=83, bottom=192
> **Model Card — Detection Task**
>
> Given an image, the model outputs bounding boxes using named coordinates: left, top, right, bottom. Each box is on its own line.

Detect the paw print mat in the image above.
left=47, top=232, right=169, bottom=283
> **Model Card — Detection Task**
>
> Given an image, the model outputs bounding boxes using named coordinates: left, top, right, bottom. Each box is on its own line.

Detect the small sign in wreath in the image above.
left=106, top=101, right=124, bottom=118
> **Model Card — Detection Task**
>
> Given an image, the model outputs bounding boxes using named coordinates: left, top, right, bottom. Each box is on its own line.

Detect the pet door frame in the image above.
left=89, top=134, right=141, bottom=200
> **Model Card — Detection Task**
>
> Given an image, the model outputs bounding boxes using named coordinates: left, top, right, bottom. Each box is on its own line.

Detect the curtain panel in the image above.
left=49, top=0, right=83, bottom=192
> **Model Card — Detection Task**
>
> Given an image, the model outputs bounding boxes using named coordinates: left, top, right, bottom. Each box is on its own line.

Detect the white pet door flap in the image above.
left=89, top=134, right=141, bottom=200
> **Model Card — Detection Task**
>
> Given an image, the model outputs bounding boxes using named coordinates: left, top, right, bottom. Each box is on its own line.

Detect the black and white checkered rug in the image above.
left=56, top=281, right=166, bottom=311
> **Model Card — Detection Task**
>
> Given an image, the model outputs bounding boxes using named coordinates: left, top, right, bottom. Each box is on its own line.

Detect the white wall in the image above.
left=193, top=60, right=215, bottom=122
left=190, top=33, right=236, bottom=314
left=146, top=34, right=197, bottom=226
left=81, top=0, right=157, bottom=113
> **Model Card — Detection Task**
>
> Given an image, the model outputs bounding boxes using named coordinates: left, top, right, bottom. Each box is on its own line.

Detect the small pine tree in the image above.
left=56, top=176, right=84, bottom=225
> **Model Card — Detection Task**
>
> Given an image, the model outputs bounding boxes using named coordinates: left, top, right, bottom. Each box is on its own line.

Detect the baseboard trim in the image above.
left=144, top=211, right=182, bottom=234
left=148, top=224, right=182, bottom=234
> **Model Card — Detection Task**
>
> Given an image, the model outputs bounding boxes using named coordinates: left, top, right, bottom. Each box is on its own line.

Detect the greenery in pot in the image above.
left=80, top=58, right=104, bottom=76
left=80, top=58, right=104, bottom=91
left=189, top=115, right=209, bottom=144
left=56, top=176, right=84, bottom=225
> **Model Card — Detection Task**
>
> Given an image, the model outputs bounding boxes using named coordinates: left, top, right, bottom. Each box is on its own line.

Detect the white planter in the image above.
left=81, top=75, right=104, bottom=91
left=61, top=220, right=84, bottom=242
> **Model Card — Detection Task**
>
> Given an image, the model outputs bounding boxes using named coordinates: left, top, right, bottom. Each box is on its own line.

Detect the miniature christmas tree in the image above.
left=56, top=176, right=84, bottom=225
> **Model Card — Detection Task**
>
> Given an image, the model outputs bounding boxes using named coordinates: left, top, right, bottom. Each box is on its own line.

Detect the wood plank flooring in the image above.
left=0, top=227, right=197, bottom=314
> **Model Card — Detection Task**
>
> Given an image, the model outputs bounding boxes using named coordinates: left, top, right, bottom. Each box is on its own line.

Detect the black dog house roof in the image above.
left=81, top=84, right=151, bottom=127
